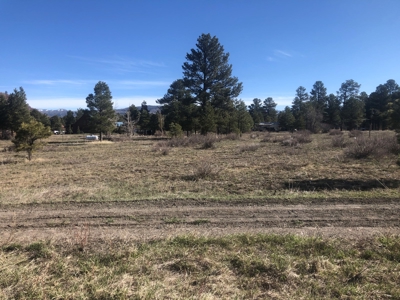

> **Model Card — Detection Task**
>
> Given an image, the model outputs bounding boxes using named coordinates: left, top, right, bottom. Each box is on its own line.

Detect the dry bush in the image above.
left=271, top=134, right=291, bottom=143
left=260, top=132, right=272, bottom=143
left=281, top=138, right=299, bottom=147
left=329, top=129, right=343, bottom=136
left=154, top=130, right=164, bottom=137
left=152, top=143, right=170, bottom=155
left=344, top=134, right=400, bottom=159
left=224, top=133, right=240, bottom=140
left=293, top=130, right=312, bottom=144
left=200, top=135, right=217, bottom=149
left=331, top=135, right=346, bottom=148
left=348, top=130, right=363, bottom=138
left=190, top=161, right=220, bottom=180
left=154, top=135, right=218, bottom=149
left=239, top=144, right=259, bottom=152
left=250, top=133, right=259, bottom=139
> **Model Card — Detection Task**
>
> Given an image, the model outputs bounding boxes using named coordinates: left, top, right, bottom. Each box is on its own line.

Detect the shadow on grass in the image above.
left=285, top=179, right=400, bottom=191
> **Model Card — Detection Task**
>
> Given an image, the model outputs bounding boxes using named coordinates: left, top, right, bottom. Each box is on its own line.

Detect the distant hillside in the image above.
left=39, top=105, right=161, bottom=117
left=38, top=109, right=69, bottom=117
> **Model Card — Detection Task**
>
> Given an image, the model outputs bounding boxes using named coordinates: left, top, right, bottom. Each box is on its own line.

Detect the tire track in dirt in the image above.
left=1, top=198, right=399, bottom=243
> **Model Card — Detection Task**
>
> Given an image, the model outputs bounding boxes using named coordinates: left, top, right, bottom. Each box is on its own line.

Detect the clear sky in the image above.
left=1, top=0, right=399, bottom=111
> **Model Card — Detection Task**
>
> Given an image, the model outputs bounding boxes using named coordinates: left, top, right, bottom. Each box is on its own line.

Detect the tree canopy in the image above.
left=12, top=119, right=52, bottom=160
left=182, top=33, right=243, bottom=134
left=86, top=81, right=115, bottom=141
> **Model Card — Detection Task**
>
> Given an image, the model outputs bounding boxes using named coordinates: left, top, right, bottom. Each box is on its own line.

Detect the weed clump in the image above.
left=224, top=133, right=241, bottom=140
left=331, top=135, right=346, bottom=148
left=329, top=129, right=343, bottom=136
left=188, top=161, right=220, bottom=180
left=293, top=130, right=312, bottom=144
left=344, top=134, right=400, bottom=159
left=348, top=130, right=363, bottom=138
left=239, top=144, right=260, bottom=152
left=281, top=138, right=299, bottom=147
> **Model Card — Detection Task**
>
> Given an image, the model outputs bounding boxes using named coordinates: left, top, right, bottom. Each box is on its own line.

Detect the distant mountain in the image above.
left=38, top=109, right=69, bottom=117
left=38, top=105, right=161, bottom=117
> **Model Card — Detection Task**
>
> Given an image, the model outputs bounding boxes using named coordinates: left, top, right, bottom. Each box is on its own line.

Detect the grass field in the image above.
left=0, top=131, right=399, bottom=205
left=1, top=130, right=400, bottom=299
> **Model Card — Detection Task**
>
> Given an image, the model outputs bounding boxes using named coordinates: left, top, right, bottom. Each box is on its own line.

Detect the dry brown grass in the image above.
left=0, top=131, right=399, bottom=205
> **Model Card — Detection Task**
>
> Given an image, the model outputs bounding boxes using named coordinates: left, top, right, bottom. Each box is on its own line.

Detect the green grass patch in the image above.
left=1, top=234, right=400, bottom=299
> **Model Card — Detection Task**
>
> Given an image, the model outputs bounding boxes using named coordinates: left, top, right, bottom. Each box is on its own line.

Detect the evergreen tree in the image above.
left=325, top=94, right=341, bottom=129
left=0, top=93, right=9, bottom=134
left=235, top=100, right=254, bottom=133
left=12, top=119, right=52, bottom=160
left=291, top=86, right=308, bottom=130
left=157, top=79, right=197, bottom=135
left=30, top=109, right=50, bottom=127
left=278, top=106, right=295, bottom=131
left=183, top=33, right=242, bottom=134
left=128, top=105, right=140, bottom=121
left=50, top=115, right=63, bottom=132
left=4, top=87, right=30, bottom=134
left=262, top=97, right=277, bottom=122
left=138, top=101, right=150, bottom=135
left=86, top=81, right=115, bottom=141
left=63, top=110, right=76, bottom=134
left=337, top=79, right=361, bottom=104
left=342, top=97, right=365, bottom=130
left=310, top=81, right=328, bottom=112
left=199, top=102, right=216, bottom=134
left=248, top=98, right=264, bottom=124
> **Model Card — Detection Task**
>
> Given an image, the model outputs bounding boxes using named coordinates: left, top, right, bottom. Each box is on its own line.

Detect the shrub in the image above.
left=168, top=123, right=184, bottom=138
left=225, top=133, right=240, bottom=140
left=251, top=133, right=259, bottom=139
left=201, top=135, right=217, bottom=149
left=348, top=130, right=363, bottom=138
left=239, top=144, right=259, bottom=152
left=293, top=130, right=312, bottom=144
left=260, top=132, right=272, bottom=143
left=331, top=135, right=346, bottom=148
left=281, top=138, right=299, bottom=147
left=344, top=134, right=400, bottom=159
left=329, top=129, right=343, bottom=136
left=154, top=130, right=164, bottom=137
left=152, top=143, right=170, bottom=155
left=191, top=161, right=220, bottom=180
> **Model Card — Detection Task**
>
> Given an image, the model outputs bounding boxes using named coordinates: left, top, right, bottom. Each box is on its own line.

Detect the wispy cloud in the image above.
left=69, top=55, right=166, bottom=73
left=274, top=50, right=293, bottom=58
left=266, top=56, right=276, bottom=62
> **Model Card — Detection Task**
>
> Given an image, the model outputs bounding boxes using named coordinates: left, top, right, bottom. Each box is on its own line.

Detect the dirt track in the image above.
left=1, top=198, right=399, bottom=244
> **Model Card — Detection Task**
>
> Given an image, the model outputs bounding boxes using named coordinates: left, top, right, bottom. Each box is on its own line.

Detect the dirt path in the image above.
left=1, top=198, right=399, bottom=244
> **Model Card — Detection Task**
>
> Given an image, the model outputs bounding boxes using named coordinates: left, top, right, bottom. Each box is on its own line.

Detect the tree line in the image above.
left=254, top=79, right=400, bottom=133
left=1, top=33, right=400, bottom=141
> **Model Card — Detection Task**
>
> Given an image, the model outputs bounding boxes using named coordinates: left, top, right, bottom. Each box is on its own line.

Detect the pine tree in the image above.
left=3, top=87, right=30, bottom=134
left=86, top=81, right=115, bottom=141
left=12, top=119, right=52, bottom=160
left=262, top=97, right=278, bottom=122
left=183, top=33, right=242, bottom=134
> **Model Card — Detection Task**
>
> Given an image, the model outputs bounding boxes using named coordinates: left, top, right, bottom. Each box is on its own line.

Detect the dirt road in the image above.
left=1, top=198, right=399, bottom=244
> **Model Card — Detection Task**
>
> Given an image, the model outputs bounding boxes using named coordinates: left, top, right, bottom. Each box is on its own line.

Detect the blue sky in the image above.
left=1, top=0, right=399, bottom=111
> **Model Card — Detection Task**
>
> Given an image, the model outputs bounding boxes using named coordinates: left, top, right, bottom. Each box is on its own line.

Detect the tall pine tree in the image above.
left=86, top=81, right=115, bottom=141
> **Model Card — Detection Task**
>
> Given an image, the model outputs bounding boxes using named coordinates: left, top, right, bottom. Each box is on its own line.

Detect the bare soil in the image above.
left=1, top=198, right=399, bottom=244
